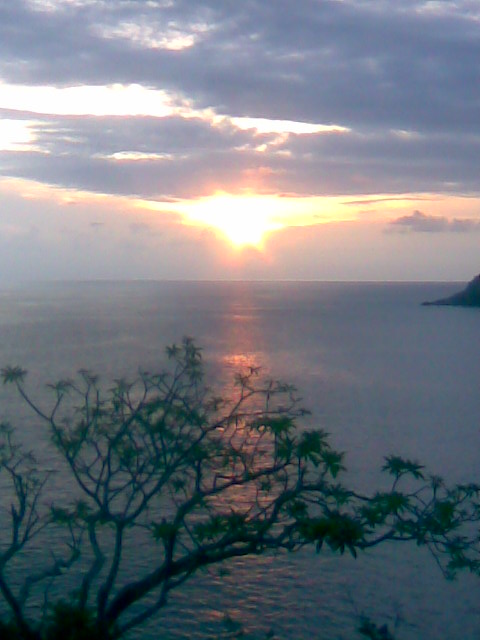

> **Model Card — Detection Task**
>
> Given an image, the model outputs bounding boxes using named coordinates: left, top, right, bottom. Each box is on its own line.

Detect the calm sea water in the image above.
left=0, top=281, right=479, bottom=639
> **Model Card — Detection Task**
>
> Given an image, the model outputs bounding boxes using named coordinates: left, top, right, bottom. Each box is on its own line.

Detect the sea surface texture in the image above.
left=0, top=281, right=479, bottom=639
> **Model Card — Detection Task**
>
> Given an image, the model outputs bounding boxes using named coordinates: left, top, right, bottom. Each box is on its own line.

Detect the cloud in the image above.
left=2, top=0, right=480, bottom=287
left=2, top=109, right=480, bottom=199
left=389, top=210, right=480, bottom=233
left=129, top=221, right=159, bottom=236
left=2, top=1, right=479, bottom=131
left=0, top=222, right=39, bottom=240
left=1, top=1, right=480, bottom=200
left=2, top=181, right=480, bottom=285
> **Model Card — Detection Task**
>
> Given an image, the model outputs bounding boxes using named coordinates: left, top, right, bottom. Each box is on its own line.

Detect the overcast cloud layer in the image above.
left=1, top=0, right=480, bottom=200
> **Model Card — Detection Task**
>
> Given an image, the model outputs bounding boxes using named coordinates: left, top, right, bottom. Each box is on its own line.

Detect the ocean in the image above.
left=0, top=281, right=479, bottom=639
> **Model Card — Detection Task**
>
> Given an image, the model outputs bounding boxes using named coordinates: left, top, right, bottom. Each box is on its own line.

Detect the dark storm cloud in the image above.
left=390, top=210, right=480, bottom=233
left=1, top=0, right=480, bottom=198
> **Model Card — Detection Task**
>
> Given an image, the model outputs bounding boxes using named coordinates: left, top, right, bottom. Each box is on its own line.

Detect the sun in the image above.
left=212, top=212, right=267, bottom=247
left=179, top=193, right=285, bottom=248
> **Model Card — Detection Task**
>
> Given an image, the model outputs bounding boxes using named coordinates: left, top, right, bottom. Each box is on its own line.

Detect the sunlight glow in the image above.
left=28, top=0, right=97, bottom=10
left=107, top=151, right=173, bottom=161
left=0, top=83, right=173, bottom=117
left=0, top=120, right=37, bottom=151
left=95, top=20, right=211, bottom=51
left=0, top=81, right=350, bottom=147
left=178, top=194, right=286, bottom=248
left=144, top=191, right=366, bottom=248
left=231, top=117, right=350, bottom=135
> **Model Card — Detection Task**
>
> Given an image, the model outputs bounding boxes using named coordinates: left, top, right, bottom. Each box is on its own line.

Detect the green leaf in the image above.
left=374, top=491, right=410, bottom=515
left=51, top=506, right=76, bottom=524
left=358, top=617, right=395, bottom=640
left=287, top=500, right=308, bottom=519
left=296, top=430, right=329, bottom=462
left=424, top=500, right=457, bottom=535
left=325, top=484, right=353, bottom=505
left=75, top=500, right=92, bottom=520
left=193, top=516, right=228, bottom=542
left=275, top=435, right=294, bottom=461
left=300, top=511, right=365, bottom=555
left=46, top=379, right=73, bottom=395
left=382, top=455, right=424, bottom=480
left=78, top=369, right=99, bottom=386
left=1, top=366, right=27, bottom=385
left=321, top=450, right=345, bottom=478
left=151, top=520, right=179, bottom=542
left=166, top=343, right=181, bottom=358
left=255, top=416, right=294, bottom=435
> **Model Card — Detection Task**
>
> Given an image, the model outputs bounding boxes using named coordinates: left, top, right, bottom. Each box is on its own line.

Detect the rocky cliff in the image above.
left=423, top=274, right=480, bottom=307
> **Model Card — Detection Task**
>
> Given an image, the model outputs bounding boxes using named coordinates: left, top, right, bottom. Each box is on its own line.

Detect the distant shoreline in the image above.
left=422, top=274, right=480, bottom=307
left=0, top=278, right=468, bottom=288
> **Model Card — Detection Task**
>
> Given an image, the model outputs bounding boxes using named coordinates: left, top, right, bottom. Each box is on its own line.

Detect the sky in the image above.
left=1, top=0, right=480, bottom=283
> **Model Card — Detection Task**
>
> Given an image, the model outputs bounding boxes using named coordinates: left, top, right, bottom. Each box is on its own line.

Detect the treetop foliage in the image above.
left=0, top=337, right=479, bottom=639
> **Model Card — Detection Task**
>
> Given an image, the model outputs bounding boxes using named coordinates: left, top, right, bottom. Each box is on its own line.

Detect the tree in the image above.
left=0, top=337, right=479, bottom=639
